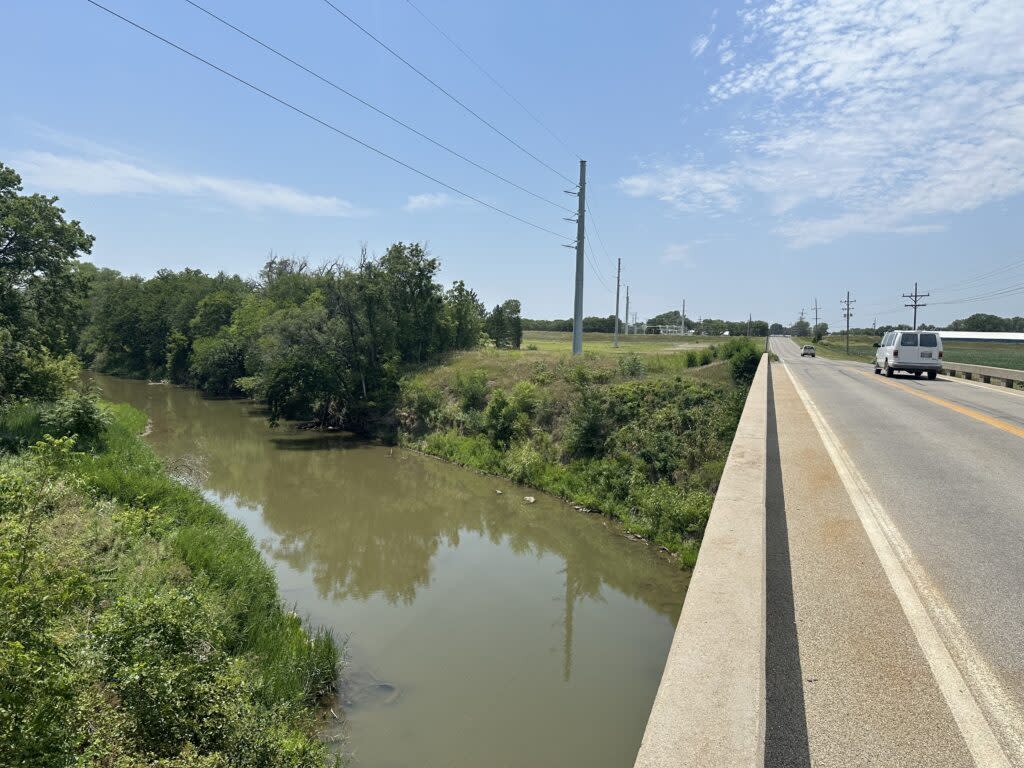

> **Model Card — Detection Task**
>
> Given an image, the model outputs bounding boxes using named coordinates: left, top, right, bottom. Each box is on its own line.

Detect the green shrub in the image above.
left=484, top=388, right=530, bottom=447
left=685, top=350, right=699, bottom=368
left=617, top=353, right=646, bottom=378
left=453, top=369, right=488, bottom=411
left=40, top=388, right=109, bottom=449
left=504, top=440, right=545, bottom=485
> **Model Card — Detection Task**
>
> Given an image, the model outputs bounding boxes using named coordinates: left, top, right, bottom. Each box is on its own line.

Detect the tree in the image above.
left=0, top=162, right=93, bottom=401
left=812, top=322, right=829, bottom=342
left=792, top=319, right=811, bottom=337
left=769, top=323, right=786, bottom=335
left=444, top=281, right=485, bottom=349
left=502, top=299, right=522, bottom=349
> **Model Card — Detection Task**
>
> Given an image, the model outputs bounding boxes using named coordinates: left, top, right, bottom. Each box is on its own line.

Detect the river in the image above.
left=92, top=373, right=688, bottom=768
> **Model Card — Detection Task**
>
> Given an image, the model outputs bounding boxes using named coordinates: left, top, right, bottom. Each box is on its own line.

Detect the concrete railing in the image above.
left=942, top=361, right=1024, bottom=389
left=633, top=354, right=768, bottom=768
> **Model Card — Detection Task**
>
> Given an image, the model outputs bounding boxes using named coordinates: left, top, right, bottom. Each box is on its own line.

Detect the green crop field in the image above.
left=796, top=336, right=1024, bottom=371
left=942, top=342, right=1024, bottom=371
left=523, top=329, right=754, bottom=356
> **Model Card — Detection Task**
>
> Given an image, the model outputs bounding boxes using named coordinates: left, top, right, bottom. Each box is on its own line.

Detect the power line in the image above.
left=585, top=201, right=617, bottom=274
left=401, top=0, right=579, bottom=161
left=83, top=0, right=570, bottom=241
left=180, top=0, right=572, bottom=214
left=318, top=0, right=575, bottom=186
left=583, top=236, right=612, bottom=293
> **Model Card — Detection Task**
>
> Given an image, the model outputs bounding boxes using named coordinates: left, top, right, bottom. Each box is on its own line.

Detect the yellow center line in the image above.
left=856, top=371, right=1024, bottom=439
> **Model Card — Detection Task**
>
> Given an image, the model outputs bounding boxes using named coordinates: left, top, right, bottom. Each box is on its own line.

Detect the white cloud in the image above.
left=661, top=243, right=697, bottom=266
left=13, top=150, right=366, bottom=217
left=620, top=164, right=742, bottom=214
left=624, top=0, right=1024, bottom=245
left=691, top=35, right=711, bottom=57
left=403, top=192, right=454, bottom=212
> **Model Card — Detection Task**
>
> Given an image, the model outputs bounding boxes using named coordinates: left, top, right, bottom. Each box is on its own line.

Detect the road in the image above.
left=766, top=336, right=1024, bottom=767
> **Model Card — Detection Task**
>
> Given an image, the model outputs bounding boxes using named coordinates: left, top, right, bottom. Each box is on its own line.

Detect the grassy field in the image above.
left=797, top=336, right=1024, bottom=371
left=523, top=329, right=760, bottom=356
left=942, top=342, right=1024, bottom=370
left=400, top=337, right=763, bottom=566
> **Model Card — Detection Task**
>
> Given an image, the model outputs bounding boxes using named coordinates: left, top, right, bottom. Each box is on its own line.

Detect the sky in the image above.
left=3, top=0, right=1024, bottom=328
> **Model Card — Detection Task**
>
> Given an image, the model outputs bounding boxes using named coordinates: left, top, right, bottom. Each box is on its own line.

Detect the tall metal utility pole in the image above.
left=681, top=298, right=686, bottom=335
left=613, top=258, right=621, bottom=348
left=570, top=160, right=586, bottom=356
left=902, top=282, right=929, bottom=330
left=624, top=285, right=630, bottom=336
left=841, top=291, right=856, bottom=355
left=813, top=298, right=820, bottom=331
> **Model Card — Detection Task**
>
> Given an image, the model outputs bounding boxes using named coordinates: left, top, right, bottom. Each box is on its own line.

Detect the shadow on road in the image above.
left=764, top=364, right=812, bottom=767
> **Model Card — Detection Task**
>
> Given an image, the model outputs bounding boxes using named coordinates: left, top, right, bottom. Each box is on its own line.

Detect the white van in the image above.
left=874, top=331, right=943, bottom=378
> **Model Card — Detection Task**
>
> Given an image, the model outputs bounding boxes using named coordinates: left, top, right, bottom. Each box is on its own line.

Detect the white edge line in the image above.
left=938, top=373, right=1024, bottom=401
left=778, top=357, right=1018, bottom=768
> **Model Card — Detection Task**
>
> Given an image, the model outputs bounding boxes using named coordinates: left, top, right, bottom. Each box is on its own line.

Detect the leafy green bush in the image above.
left=0, top=408, right=338, bottom=767
left=40, top=387, right=109, bottom=449
left=617, top=353, right=646, bottom=378
left=453, top=368, right=488, bottom=411
left=685, top=350, right=699, bottom=368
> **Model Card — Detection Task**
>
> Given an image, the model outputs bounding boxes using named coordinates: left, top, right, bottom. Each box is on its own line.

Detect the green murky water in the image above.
left=93, top=373, right=688, bottom=768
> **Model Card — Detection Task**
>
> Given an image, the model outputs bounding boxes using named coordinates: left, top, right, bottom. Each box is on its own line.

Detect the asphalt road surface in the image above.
left=766, top=337, right=1024, bottom=767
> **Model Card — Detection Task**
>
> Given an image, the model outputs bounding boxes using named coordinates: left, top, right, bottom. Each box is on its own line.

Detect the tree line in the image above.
left=76, top=250, right=523, bottom=429
left=523, top=310, right=771, bottom=337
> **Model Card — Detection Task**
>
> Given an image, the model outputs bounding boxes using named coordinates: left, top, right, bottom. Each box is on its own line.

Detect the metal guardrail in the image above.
left=633, top=354, right=768, bottom=768
left=942, top=362, right=1024, bottom=388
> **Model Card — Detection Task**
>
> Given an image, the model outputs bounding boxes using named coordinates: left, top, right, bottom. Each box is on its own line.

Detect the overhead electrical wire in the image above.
left=318, top=0, right=576, bottom=186
left=584, top=236, right=613, bottom=293
left=83, top=0, right=571, bottom=241
left=400, top=0, right=579, bottom=161
left=180, top=0, right=573, bottom=214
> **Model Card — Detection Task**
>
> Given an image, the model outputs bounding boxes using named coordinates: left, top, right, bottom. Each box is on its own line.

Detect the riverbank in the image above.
left=397, top=338, right=760, bottom=566
left=0, top=403, right=338, bottom=765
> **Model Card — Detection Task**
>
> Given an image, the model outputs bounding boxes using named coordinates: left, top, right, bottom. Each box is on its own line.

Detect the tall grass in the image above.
left=1, top=404, right=338, bottom=765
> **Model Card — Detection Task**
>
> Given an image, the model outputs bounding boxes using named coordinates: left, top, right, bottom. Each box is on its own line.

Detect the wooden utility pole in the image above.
left=571, top=160, right=586, bottom=356
left=613, top=258, right=621, bottom=347
left=624, top=285, right=630, bottom=336
left=902, top=282, right=929, bottom=330
left=841, top=291, right=856, bottom=354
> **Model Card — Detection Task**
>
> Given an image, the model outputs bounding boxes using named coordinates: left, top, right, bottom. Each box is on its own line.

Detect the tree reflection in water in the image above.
left=92, top=373, right=689, bottom=687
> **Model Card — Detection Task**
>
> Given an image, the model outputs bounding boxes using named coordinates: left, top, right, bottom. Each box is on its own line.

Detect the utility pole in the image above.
left=747, top=313, right=752, bottom=337
left=841, top=291, right=856, bottom=355
left=681, top=298, right=686, bottom=335
left=813, top=298, right=820, bottom=331
left=902, top=282, right=929, bottom=330
left=613, top=258, right=621, bottom=348
left=569, top=160, right=586, bottom=356
left=624, top=285, right=630, bottom=336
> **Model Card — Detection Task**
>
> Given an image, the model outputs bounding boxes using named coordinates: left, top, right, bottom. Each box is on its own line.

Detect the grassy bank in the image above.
left=398, top=339, right=761, bottom=566
left=0, top=404, right=338, bottom=766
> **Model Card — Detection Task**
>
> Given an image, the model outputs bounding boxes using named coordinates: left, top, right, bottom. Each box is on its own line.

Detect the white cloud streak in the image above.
left=13, top=150, right=366, bottom=218
left=403, top=192, right=454, bottom=212
left=623, top=0, right=1024, bottom=246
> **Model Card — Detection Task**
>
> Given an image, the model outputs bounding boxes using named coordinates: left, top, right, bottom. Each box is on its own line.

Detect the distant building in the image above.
left=938, top=331, right=1024, bottom=344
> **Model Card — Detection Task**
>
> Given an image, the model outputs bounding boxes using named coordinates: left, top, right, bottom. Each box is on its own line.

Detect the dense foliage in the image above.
left=78, top=247, right=521, bottom=429
left=399, top=338, right=761, bottom=565
left=1, top=415, right=338, bottom=766
left=2, top=161, right=337, bottom=765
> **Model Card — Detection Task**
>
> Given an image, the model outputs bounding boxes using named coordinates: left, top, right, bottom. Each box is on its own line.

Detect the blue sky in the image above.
left=3, top=0, right=1023, bottom=327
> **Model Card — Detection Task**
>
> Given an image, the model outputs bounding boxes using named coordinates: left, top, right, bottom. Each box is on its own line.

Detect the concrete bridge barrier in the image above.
left=633, top=354, right=769, bottom=768
left=941, top=361, right=1024, bottom=388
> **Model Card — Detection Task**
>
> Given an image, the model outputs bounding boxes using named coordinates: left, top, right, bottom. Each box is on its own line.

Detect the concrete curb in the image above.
left=633, top=354, right=768, bottom=768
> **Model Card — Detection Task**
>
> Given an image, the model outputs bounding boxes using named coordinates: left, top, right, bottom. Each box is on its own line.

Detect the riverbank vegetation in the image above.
left=399, top=338, right=761, bottom=565
left=78, top=246, right=523, bottom=430
left=2, top=161, right=337, bottom=765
